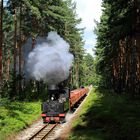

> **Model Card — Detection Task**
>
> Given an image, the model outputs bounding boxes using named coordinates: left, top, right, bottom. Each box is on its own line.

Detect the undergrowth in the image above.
left=0, top=99, right=41, bottom=140
left=69, top=88, right=140, bottom=140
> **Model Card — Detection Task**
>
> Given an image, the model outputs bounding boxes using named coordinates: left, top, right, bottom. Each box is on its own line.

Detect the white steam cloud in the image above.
left=26, top=31, right=73, bottom=84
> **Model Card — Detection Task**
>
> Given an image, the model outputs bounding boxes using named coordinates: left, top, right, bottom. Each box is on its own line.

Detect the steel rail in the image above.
left=40, top=123, right=58, bottom=140
left=28, top=123, right=49, bottom=140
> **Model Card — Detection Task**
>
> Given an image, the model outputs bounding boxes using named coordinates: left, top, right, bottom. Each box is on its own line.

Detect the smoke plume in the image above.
left=26, top=31, right=73, bottom=84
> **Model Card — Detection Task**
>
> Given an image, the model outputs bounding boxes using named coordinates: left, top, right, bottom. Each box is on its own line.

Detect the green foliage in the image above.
left=69, top=88, right=140, bottom=140
left=2, top=9, right=14, bottom=79
left=1, top=0, right=85, bottom=99
left=0, top=99, right=41, bottom=140
left=79, top=53, right=100, bottom=87
left=24, top=81, right=48, bottom=101
left=94, top=0, right=139, bottom=92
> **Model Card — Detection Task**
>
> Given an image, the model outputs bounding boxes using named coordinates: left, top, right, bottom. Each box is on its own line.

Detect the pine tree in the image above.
left=95, top=0, right=140, bottom=94
left=0, top=0, right=3, bottom=83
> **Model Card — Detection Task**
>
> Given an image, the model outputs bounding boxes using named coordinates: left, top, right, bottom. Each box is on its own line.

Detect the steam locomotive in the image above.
left=41, top=84, right=89, bottom=123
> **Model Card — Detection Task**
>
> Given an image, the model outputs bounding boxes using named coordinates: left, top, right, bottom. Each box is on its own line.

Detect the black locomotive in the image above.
left=41, top=84, right=69, bottom=123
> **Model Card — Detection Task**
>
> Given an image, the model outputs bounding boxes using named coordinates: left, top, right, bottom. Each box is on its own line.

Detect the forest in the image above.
left=0, top=0, right=140, bottom=139
left=0, top=0, right=95, bottom=101
left=0, top=0, right=139, bottom=100
left=95, top=0, right=140, bottom=95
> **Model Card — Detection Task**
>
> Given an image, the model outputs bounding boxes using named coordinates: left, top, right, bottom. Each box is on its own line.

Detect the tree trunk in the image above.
left=14, top=9, right=17, bottom=77
left=75, top=60, right=79, bottom=88
left=12, top=9, right=17, bottom=99
left=0, top=0, right=3, bottom=83
left=18, top=5, right=22, bottom=93
left=32, top=37, right=35, bottom=49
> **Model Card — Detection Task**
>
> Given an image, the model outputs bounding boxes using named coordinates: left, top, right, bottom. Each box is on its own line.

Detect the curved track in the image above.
left=29, top=123, right=60, bottom=140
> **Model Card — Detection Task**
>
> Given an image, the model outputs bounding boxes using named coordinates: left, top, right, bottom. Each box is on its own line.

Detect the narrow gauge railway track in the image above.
left=29, top=123, right=60, bottom=140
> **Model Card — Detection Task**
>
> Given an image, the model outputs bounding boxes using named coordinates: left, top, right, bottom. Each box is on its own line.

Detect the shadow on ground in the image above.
left=69, top=90, right=140, bottom=140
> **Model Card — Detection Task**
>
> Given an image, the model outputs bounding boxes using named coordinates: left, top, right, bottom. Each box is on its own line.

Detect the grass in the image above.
left=68, top=88, right=140, bottom=140
left=0, top=99, right=41, bottom=140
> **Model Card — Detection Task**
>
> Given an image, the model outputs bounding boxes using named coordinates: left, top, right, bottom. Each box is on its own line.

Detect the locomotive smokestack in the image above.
left=47, top=84, right=59, bottom=100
